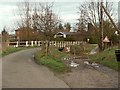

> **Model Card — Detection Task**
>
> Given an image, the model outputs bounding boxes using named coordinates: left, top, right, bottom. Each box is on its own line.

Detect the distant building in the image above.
left=54, top=32, right=75, bottom=38
left=15, top=27, right=41, bottom=41
left=53, top=23, right=97, bottom=41
left=54, top=31, right=89, bottom=41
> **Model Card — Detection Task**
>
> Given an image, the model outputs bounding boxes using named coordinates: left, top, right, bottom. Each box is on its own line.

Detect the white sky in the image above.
left=0, top=0, right=119, bottom=34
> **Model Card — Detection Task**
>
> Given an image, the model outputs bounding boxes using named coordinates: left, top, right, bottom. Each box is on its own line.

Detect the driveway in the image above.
left=2, top=48, right=69, bottom=88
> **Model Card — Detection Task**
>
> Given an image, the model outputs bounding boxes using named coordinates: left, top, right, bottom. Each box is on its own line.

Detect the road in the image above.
left=2, top=48, right=69, bottom=88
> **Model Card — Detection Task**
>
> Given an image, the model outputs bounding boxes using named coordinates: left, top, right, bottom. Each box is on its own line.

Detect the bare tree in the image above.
left=77, top=9, right=88, bottom=32
left=17, top=1, right=32, bottom=28
left=78, top=1, right=114, bottom=30
left=77, top=0, right=116, bottom=50
left=16, top=1, right=60, bottom=54
left=32, top=2, right=60, bottom=55
left=14, top=0, right=35, bottom=42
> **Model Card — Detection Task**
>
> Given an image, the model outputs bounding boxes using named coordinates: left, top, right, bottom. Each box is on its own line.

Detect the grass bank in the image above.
left=70, top=44, right=97, bottom=55
left=34, top=47, right=69, bottom=73
left=1, top=47, right=24, bottom=56
left=1, top=46, right=38, bottom=56
left=84, top=44, right=97, bottom=53
left=89, top=46, right=120, bottom=71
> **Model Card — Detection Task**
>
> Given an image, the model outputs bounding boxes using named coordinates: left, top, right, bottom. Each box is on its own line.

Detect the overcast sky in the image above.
left=0, top=0, right=119, bottom=34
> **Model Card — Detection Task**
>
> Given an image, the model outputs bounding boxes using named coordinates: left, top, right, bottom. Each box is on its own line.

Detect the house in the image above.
left=54, top=32, right=76, bottom=38
left=15, top=27, right=41, bottom=41
left=54, top=31, right=89, bottom=41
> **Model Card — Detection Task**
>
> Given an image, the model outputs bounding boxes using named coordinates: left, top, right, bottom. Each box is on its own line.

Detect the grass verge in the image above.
left=84, top=44, right=97, bottom=53
left=70, top=44, right=97, bottom=55
left=1, top=47, right=23, bottom=56
left=89, top=46, right=120, bottom=71
left=1, top=46, right=38, bottom=57
left=34, top=47, right=69, bottom=73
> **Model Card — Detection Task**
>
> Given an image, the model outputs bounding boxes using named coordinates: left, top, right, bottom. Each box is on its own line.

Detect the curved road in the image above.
left=2, top=48, right=69, bottom=88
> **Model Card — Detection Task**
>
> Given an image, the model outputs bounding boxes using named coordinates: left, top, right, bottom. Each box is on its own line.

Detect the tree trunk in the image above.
left=45, top=40, right=49, bottom=56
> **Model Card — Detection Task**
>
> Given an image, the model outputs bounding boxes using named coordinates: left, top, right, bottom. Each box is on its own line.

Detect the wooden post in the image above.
left=99, top=1, right=104, bottom=51
left=35, top=41, right=37, bottom=46
left=54, top=41, right=56, bottom=47
left=26, top=41, right=29, bottom=47
left=31, top=41, right=33, bottom=46
left=16, top=41, right=18, bottom=47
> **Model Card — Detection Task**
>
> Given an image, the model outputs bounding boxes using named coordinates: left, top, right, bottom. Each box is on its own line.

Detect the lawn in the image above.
left=89, top=46, right=120, bottom=71
left=34, top=47, right=69, bottom=73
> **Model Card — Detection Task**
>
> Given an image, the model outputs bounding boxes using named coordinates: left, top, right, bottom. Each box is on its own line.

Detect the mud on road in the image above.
left=56, top=58, right=119, bottom=88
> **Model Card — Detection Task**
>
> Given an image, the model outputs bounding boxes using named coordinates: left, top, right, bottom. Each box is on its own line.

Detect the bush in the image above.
left=89, top=36, right=98, bottom=44
left=110, top=34, right=120, bottom=44
left=49, top=48, right=67, bottom=59
left=70, top=45, right=84, bottom=55
left=70, top=44, right=97, bottom=55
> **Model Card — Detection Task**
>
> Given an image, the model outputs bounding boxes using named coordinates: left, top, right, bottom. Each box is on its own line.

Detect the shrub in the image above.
left=89, top=36, right=98, bottom=44
left=70, top=45, right=84, bottom=55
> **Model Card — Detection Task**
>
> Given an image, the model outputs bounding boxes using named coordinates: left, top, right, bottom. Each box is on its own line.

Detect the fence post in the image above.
left=50, top=41, right=51, bottom=46
left=16, top=41, right=18, bottom=47
left=77, top=41, right=79, bottom=45
left=78, top=41, right=80, bottom=45
left=26, top=41, right=28, bottom=47
left=35, top=41, right=37, bottom=46
left=63, top=41, right=65, bottom=47
left=38, top=41, right=40, bottom=46
left=66, top=41, right=68, bottom=47
left=70, top=41, right=72, bottom=45
left=60, top=41, right=62, bottom=47
left=61, top=41, right=63, bottom=47
left=54, top=41, right=56, bottom=47
left=8, top=42, right=10, bottom=47
left=31, top=41, right=33, bottom=46
left=58, top=41, right=59, bottom=47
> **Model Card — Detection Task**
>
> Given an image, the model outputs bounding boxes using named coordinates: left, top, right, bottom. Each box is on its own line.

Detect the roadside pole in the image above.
left=99, top=0, right=104, bottom=51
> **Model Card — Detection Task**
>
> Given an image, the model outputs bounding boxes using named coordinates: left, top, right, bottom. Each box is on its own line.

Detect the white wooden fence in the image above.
left=8, top=41, right=86, bottom=48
